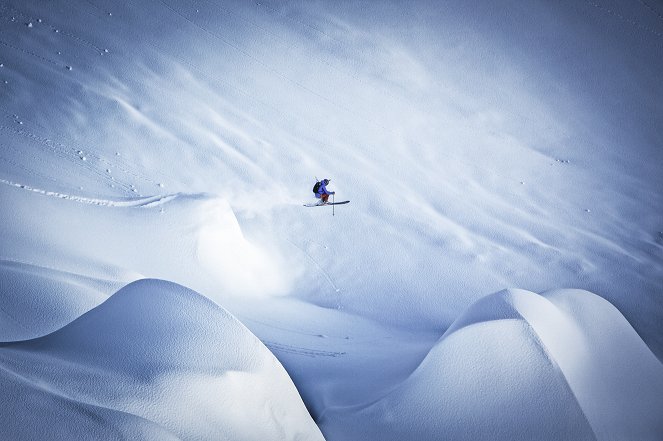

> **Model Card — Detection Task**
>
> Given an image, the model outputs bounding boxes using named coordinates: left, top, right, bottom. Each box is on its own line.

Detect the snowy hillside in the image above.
left=1, top=0, right=662, bottom=439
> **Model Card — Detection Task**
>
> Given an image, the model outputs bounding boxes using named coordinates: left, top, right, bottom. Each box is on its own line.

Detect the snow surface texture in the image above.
left=320, top=289, right=663, bottom=441
left=1, top=0, right=662, bottom=440
left=0, top=279, right=324, bottom=441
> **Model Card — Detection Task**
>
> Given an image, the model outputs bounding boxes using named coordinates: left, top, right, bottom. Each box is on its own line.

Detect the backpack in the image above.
left=312, top=181, right=321, bottom=194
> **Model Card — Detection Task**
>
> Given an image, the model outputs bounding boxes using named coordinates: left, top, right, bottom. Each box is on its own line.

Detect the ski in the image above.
left=303, top=201, right=350, bottom=207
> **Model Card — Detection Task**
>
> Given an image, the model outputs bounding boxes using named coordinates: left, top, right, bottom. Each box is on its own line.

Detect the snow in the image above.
left=1, top=0, right=662, bottom=439
left=319, top=289, right=663, bottom=440
left=0, top=279, right=324, bottom=441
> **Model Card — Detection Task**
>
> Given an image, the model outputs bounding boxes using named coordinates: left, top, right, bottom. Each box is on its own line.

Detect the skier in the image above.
left=313, top=178, right=335, bottom=204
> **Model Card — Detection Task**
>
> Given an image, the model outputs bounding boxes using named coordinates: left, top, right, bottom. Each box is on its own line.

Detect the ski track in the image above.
left=81, top=0, right=114, bottom=18
left=0, top=2, right=109, bottom=55
left=0, top=117, right=166, bottom=195
left=241, top=316, right=347, bottom=340
left=0, top=122, right=133, bottom=194
left=0, top=147, right=69, bottom=189
left=0, top=178, right=176, bottom=208
left=283, top=237, right=342, bottom=296
left=264, top=341, right=346, bottom=358
left=0, top=34, right=64, bottom=69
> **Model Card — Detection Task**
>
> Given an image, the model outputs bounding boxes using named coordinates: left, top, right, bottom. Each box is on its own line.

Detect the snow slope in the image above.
left=0, top=278, right=324, bottom=441
left=1, top=0, right=663, bottom=439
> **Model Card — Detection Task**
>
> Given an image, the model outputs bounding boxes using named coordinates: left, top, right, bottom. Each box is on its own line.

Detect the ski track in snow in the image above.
left=0, top=35, right=64, bottom=69
left=0, top=2, right=108, bottom=55
left=0, top=117, right=165, bottom=196
left=283, top=237, right=341, bottom=295
left=264, top=340, right=346, bottom=358
left=241, top=315, right=349, bottom=340
left=0, top=1, right=113, bottom=76
left=0, top=178, right=176, bottom=207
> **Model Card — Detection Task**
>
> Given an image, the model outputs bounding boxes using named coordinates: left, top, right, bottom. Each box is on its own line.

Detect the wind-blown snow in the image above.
left=1, top=0, right=662, bottom=439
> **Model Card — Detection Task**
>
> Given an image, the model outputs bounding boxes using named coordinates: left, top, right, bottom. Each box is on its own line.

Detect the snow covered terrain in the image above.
left=1, top=279, right=324, bottom=440
left=1, top=0, right=662, bottom=439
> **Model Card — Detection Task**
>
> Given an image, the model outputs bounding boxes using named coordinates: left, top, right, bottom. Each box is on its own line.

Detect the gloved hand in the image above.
left=331, top=191, right=336, bottom=195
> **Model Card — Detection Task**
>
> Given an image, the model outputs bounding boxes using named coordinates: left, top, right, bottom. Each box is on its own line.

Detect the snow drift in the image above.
left=0, top=278, right=324, bottom=441
left=319, top=289, right=663, bottom=440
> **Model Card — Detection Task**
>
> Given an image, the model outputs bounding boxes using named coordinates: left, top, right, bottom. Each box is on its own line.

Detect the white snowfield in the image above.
left=1, top=0, right=662, bottom=440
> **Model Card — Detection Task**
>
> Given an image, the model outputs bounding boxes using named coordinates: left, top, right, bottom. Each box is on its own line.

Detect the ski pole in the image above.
left=332, top=193, right=335, bottom=216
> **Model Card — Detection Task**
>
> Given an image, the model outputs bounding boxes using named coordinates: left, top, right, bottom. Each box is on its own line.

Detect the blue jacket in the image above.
left=316, top=180, right=334, bottom=197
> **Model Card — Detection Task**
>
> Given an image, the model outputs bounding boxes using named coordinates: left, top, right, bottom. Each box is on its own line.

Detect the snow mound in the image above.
left=320, top=289, right=663, bottom=441
left=0, top=279, right=324, bottom=441
left=0, top=259, right=119, bottom=341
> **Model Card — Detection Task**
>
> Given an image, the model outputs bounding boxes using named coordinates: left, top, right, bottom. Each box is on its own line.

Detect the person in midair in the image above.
left=314, top=178, right=335, bottom=204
